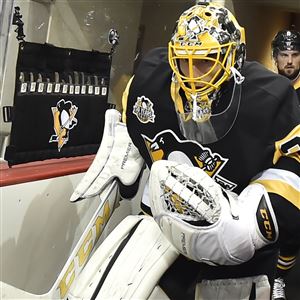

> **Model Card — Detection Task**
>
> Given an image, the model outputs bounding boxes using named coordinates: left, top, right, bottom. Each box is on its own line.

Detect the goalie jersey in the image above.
left=122, top=47, right=300, bottom=278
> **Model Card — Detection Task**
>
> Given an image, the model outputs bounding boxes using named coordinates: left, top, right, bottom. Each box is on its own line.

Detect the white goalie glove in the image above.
left=70, top=109, right=144, bottom=202
left=149, top=160, right=279, bottom=266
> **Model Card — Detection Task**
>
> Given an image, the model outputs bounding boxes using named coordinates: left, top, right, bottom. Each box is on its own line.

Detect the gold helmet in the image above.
left=169, top=3, right=246, bottom=122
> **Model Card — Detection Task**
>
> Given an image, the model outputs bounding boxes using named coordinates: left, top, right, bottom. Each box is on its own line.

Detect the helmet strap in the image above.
left=230, top=66, right=245, bottom=85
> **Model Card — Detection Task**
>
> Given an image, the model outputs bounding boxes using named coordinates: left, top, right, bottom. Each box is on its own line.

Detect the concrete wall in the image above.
left=0, top=0, right=51, bottom=155
left=46, top=0, right=143, bottom=108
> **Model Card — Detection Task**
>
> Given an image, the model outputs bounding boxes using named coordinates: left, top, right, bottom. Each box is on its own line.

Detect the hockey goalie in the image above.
left=68, top=3, right=300, bottom=300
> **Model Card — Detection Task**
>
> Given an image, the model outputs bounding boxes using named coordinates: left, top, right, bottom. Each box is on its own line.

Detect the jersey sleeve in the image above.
left=253, top=83, right=300, bottom=246
left=121, top=48, right=169, bottom=124
left=254, top=80, right=300, bottom=244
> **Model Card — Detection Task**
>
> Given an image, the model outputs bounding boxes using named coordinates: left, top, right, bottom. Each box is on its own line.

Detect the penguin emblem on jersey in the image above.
left=49, top=99, right=78, bottom=151
left=133, top=95, right=155, bottom=124
left=142, top=129, right=237, bottom=190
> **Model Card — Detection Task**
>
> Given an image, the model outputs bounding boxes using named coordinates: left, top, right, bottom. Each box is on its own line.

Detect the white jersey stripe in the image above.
left=253, top=168, right=300, bottom=192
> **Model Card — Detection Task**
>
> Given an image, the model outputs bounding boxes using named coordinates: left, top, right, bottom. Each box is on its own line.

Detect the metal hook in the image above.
left=108, top=28, right=119, bottom=54
left=12, top=6, right=26, bottom=42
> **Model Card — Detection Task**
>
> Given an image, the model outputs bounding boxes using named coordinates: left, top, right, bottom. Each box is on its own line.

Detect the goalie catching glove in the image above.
left=70, top=109, right=144, bottom=202
left=149, top=160, right=279, bottom=266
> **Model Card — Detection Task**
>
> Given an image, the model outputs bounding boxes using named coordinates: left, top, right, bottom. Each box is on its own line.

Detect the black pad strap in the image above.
left=90, top=219, right=143, bottom=300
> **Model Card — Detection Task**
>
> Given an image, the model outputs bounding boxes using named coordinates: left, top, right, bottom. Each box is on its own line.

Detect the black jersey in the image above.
left=294, top=76, right=300, bottom=102
left=123, top=47, right=300, bottom=276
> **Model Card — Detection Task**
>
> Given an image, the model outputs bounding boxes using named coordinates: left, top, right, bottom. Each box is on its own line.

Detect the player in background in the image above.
left=272, top=29, right=300, bottom=101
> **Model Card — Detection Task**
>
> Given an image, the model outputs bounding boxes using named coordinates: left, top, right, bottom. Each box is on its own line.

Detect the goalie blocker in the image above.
left=149, top=160, right=279, bottom=266
left=70, top=109, right=145, bottom=202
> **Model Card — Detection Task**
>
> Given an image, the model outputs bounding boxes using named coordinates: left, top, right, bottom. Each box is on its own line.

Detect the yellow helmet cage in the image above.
left=168, top=3, right=246, bottom=97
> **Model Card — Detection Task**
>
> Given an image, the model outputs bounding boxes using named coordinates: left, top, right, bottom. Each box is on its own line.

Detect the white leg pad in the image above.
left=68, top=215, right=178, bottom=300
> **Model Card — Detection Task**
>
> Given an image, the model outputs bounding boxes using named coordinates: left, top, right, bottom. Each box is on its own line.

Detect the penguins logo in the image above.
left=186, top=16, right=208, bottom=42
left=49, top=99, right=78, bottom=151
left=133, top=95, right=155, bottom=124
left=142, top=130, right=237, bottom=190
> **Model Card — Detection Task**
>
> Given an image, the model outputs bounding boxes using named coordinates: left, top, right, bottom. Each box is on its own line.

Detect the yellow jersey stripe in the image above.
left=293, top=78, right=300, bottom=90
left=253, top=179, right=300, bottom=209
left=121, top=76, right=135, bottom=123
left=170, top=80, right=184, bottom=113
left=277, top=262, right=296, bottom=270
left=253, top=168, right=300, bottom=191
left=278, top=255, right=297, bottom=261
left=273, top=124, right=300, bottom=164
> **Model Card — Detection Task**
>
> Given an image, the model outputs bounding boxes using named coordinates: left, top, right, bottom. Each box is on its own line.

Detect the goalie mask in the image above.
left=168, top=3, right=246, bottom=143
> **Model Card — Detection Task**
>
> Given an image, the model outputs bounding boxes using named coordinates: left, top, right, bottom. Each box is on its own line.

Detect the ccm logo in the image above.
left=260, top=208, right=273, bottom=240
left=58, top=201, right=111, bottom=298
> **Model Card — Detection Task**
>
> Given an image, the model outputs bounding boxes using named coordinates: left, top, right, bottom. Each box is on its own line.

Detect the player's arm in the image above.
left=148, top=158, right=299, bottom=266
left=252, top=155, right=300, bottom=247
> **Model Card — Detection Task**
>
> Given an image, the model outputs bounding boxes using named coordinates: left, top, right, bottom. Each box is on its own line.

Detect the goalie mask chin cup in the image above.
left=174, top=75, right=242, bottom=145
